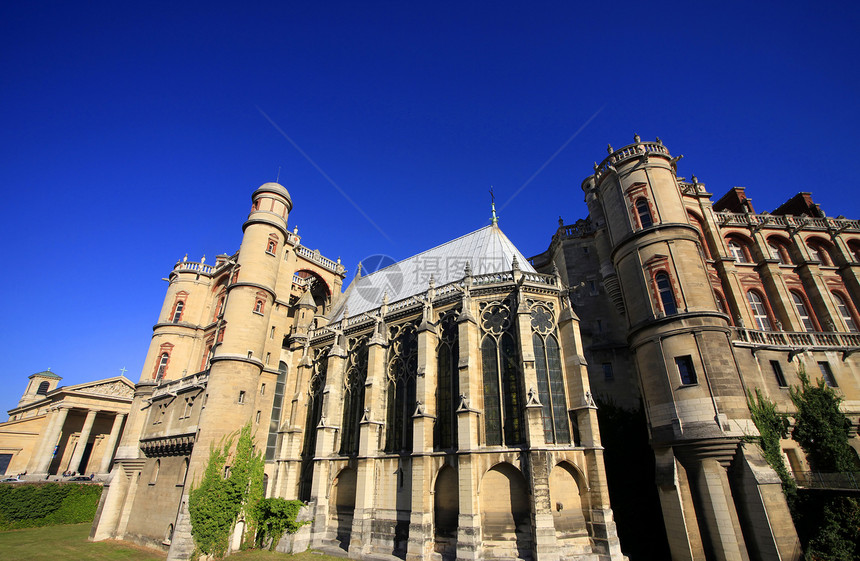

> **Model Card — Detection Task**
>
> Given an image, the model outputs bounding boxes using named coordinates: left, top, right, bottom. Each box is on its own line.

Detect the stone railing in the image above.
left=794, top=471, right=860, bottom=491
left=292, top=274, right=311, bottom=289
left=294, top=245, right=340, bottom=273
left=732, top=328, right=860, bottom=350
left=472, top=271, right=514, bottom=286
left=521, top=272, right=558, bottom=286
left=173, top=261, right=215, bottom=275
left=716, top=212, right=860, bottom=232
left=595, top=141, right=670, bottom=182
left=152, top=370, right=209, bottom=398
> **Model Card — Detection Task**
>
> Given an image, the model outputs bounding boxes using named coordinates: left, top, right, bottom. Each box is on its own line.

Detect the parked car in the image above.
left=68, top=476, right=92, bottom=481
left=1, top=477, right=21, bottom=482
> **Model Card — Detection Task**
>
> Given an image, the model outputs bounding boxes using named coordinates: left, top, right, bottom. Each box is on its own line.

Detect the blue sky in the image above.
left=2, top=1, right=859, bottom=414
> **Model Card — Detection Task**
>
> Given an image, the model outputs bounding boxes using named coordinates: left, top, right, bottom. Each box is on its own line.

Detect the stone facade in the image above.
left=532, top=136, right=860, bottom=560
left=86, top=138, right=860, bottom=560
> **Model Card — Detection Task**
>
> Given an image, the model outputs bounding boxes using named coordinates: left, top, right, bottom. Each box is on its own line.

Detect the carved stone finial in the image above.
left=200, top=254, right=206, bottom=264
left=183, top=254, right=188, bottom=262
left=633, top=133, right=641, bottom=143
left=429, top=275, right=435, bottom=289
left=593, top=162, right=598, bottom=172
left=551, top=262, right=559, bottom=277
left=464, top=261, right=472, bottom=277
left=512, top=255, right=520, bottom=271
left=293, top=225, right=299, bottom=234
left=607, top=144, right=614, bottom=154
left=656, top=136, right=662, bottom=145
left=691, top=174, right=698, bottom=184
left=382, top=290, right=389, bottom=306
left=558, top=216, right=564, bottom=227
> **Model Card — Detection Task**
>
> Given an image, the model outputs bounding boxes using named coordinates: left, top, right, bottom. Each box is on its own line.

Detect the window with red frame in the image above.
left=254, top=299, right=265, bottom=314
left=155, top=353, right=169, bottom=382
left=171, top=300, right=185, bottom=323
left=747, top=290, right=772, bottom=330
left=635, top=198, right=653, bottom=228
left=655, top=272, right=677, bottom=315
left=832, top=292, right=859, bottom=332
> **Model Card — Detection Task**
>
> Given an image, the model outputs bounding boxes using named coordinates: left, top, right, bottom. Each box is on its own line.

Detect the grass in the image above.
left=0, top=523, right=345, bottom=561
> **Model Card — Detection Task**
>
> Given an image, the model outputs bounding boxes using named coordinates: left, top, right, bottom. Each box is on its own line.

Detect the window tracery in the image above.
left=434, top=309, right=459, bottom=450
left=530, top=302, right=570, bottom=444
left=385, top=320, right=419, bottom=452
left=340, top=336, right=368, bottom=455
left=479, top=300, right=524, bottom=446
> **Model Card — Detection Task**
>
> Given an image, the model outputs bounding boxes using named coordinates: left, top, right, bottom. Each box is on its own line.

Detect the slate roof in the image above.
left=331, top=224, right=535, bottom=320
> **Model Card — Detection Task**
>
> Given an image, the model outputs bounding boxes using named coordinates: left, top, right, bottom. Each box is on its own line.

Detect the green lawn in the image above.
left=0, top=523, right=345, bottom=561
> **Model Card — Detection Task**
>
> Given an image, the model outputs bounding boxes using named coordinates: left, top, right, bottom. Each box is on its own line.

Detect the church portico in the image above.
left=1, top=373, right=134, bottom=478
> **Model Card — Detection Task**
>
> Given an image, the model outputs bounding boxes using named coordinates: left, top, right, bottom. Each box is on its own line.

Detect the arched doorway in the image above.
left=480, top=463, right=533, bottom=559
left=549, top=462, right=590, bottom=544
left=434, top=465, right=458, bottom=559
left=330, top=467, right=356, bottom=550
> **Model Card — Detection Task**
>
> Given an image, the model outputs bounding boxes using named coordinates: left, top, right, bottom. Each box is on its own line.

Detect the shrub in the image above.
left=254, top=498, right=307, bottom=550
left=0, top=483, right=103, bottom=530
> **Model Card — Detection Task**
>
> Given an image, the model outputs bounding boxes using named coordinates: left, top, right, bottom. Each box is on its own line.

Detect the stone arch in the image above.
left=295, top=269, right=331, bottom=312
left=330, top=467, right=356, bottom=550
left=549, top=461, right=590, bottom=540
left=480, top=462, right=533, bottom=558
left=433, top=464, right=458, bottom=558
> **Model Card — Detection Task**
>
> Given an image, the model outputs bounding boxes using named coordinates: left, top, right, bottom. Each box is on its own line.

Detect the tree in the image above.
left=789, top=369, right=857, bottom=472
left=746, top=388, right=796, bottom=501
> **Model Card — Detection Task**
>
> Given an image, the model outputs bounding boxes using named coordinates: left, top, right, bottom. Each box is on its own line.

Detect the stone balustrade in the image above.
left=173, top=261, right=215, bottom=275
left=594, top=141, right=670, bottom=182
left=732, top=327, right=860, bottom=350
left=152, top=370, right=210, bottom=398
left=716, top=212, right=860, bottom=232
left=294, top=245, right=340, bottom=272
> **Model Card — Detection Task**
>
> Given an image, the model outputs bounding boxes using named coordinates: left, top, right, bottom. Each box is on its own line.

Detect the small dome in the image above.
left=253, top=182, right=293, bottom=209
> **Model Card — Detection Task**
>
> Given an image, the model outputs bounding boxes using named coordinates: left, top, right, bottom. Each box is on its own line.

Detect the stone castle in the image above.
left=55, top=137, right=860, bottom=559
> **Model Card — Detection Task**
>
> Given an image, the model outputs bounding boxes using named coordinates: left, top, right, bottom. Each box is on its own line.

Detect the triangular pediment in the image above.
left=66, top=376, right=135, bottom=400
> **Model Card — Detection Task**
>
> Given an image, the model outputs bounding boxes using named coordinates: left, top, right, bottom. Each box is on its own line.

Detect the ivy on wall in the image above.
left=188, top=424, right=264, bottom=558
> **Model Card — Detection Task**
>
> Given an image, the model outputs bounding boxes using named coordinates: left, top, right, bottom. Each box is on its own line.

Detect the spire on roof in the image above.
left=490, top=187, right=498, bottom=226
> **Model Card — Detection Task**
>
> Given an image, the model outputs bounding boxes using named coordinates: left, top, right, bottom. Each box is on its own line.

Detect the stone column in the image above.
left=407, top=315, right=438, bottom=561
left=98, top=413, right=126, bottom=475
left=69, top=410, right=98, bottom=475
left=350, top=322, right=388, bottom=557
left=31, top=406, right=70, bottom=475
left=310, top=339, right=347, bottom=546
left=455, top=296, right=483, bottom=561
left=691, top=458, right=750, bottom=561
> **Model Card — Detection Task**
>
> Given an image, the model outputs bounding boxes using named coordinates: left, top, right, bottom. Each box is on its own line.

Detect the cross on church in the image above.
left=119, top=367, right=127, bottom=376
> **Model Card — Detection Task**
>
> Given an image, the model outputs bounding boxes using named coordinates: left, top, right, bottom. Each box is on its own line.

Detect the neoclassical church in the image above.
left=87, top=137, right=860, bottom=561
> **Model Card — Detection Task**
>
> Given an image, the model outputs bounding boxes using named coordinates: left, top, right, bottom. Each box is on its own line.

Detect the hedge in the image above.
left=0, top=483, right=104, bottom=530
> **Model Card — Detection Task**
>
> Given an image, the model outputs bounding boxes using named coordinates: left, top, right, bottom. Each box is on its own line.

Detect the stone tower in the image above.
left=165, top=182, right=293, bottom=560
left=581, top=137, right=800, bottom=560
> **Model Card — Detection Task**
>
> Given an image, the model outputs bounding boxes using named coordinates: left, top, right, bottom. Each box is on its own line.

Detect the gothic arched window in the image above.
left=531, top=304, right=570, bottom=444
left=340, top=337, right=368, bottom=455
left=479, top=301, right=524, bottom=447
left=434, top=310, right=459, bottom=450
left=299, top=346, right=329, bottom=501
left=385, top=321, right=418, bottom=453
